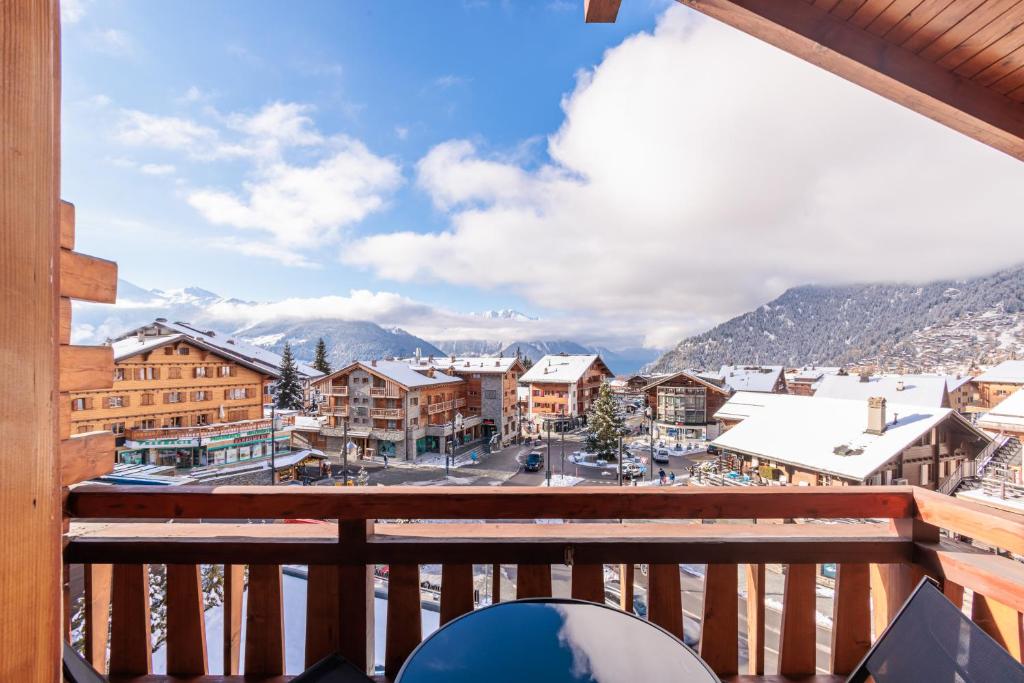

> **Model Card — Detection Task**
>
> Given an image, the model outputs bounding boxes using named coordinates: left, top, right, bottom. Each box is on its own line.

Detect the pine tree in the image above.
left=275, top=342, right=304, bottom=410
left=585, top=383, right=625, bottom=460
left=312, top=337, right=332, bottom=374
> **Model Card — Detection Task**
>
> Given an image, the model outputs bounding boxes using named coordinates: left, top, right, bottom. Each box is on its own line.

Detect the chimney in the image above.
left=866, top=397, right=887, bottom=435
left=415, top=347, right=421, bottom=362
left=896, top=380, right=905, bottom=392
left=859, top=371, right=871, bottom=383
left=427, top=368, right=434, bottom=378
left=136, top=329, right=144, bottom=342
left=371, top=359, right=377, bottom=368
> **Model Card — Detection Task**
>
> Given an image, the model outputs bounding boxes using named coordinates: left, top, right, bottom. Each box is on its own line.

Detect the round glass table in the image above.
left=396, top=598, right=719, bottom=683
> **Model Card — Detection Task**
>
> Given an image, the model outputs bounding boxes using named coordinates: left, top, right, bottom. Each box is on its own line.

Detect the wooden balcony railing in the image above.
left=321, top=405, right=348, bottom=417
left=327, top=385, right=348, bottom=397
left=62, top=486, right=1024, bottom=682
left=369, top=408, right=404, bottom=419
left=369, top=387, right=400, bottom=399
left=125, top=416, right=294, bottom=443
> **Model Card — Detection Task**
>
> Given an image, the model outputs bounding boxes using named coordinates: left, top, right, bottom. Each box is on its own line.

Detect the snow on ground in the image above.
left=540, top=474, right=585, bottom=487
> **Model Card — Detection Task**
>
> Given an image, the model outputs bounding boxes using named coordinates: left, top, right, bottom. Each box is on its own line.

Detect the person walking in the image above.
left=669, top=471, right=676, bottom=485
left=658, top=468, right=666, bottom=485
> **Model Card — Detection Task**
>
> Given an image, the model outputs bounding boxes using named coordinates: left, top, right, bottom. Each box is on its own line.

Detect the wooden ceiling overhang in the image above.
left=586, top=0, right=1024, bottom=161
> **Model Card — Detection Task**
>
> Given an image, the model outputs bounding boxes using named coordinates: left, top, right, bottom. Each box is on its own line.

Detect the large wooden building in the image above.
left=519, top=354, right=614, bottom=430
left=971, top=360, right=1024, bottom=409
left=643, top=370, right=733, bottom=440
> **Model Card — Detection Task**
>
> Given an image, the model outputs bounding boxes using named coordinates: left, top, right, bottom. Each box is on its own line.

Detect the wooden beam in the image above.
left=109, top=564, right=152, bottom=676
left=384, top=564, right=421, bottom=680
left=59, top=249, right=117, bottom=303
left=570, top=563, right=605, bottom=602
left=439, top=564, right=474, bottom=625
left=700, top=563, right=739, bottom=675
left=84, top=564, right=113, bottom=671
left=244, top=564, right=284, bottom=676
left=972, top=591, right=1024, bottom=662
left=337, top=520, right=374, bottom=675
left=223, top=564, right=243, bottom=676
left=830, top=563, right=870, bottom=675
left=619, top=562, right=635, bottom=613
left=516, top=564, right=552, bottom=598
left=647, top=564, right=684, bottom=641
left=914, top=488, right=1024, bottom=556
left=744, top=564, right=765, bottom=675
left=59, top=297, right=71, bottom=344
left=585, top=0, right=621, bottom=23
left=915, top=539, right=1024, bottom=614
left=59, top=344, right=113, bottom=393
left=305, top=565, right=340, bottom=668
left=59, top=200, right=74, bottom=250
left=61, top=431, right=115, bottom=486
left=680, top=0, right=1024, bottom=161
left=165, top=564, right=208, bottom=676
left=778, top=564, right=816, bottom=676
left=0, top=2, right=63, bottom=680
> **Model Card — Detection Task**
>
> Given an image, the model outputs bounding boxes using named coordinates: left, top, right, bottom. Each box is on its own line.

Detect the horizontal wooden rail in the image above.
left=68, top=485, right=915, bottom=520
left=913, top=488, right=1024, bottom=556
left=914, top=539, right=1024, bottom=614
left=64, top=521, right=909, bottom=566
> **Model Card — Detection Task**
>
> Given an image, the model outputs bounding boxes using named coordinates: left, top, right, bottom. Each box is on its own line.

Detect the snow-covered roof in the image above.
left=356, top=359, right=464, bottom=389
left=946, top=374, right=973, bottom=392
left=404, top=356, right=522, bottom=375
left=642, top=370, right=731, bottom=394
left=714, top=391, right=804, bottom=422
left=111, top=320, right=323, bottom=380
left=974, top=360, right=1024, bottom=385
left=814, top=374, right=950, bottom=407
left=978, top=389, right=1024, bottom=433
left=716, top=365, right=785, bottom=393
left=520, top=354, right=605, bottom=384
left=273, top=449, right=327, bottom=469
left=712, top=395, right=982, bottom=481
left=785, top=366, right=841, bottom=383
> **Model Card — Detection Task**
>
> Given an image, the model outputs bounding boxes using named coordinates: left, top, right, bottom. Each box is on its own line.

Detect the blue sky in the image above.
left=62, top=1, right=1024, bottom=349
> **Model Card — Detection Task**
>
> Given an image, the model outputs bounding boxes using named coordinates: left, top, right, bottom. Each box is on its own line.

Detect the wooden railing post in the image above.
left=619, top=563, right=635, bottom=613
left=778, top=563, right=816, bottom=676
left=440, top=564, right=474, bottom=625
left=571, top=564, right=605, bottom=603
left=109, top=564, right=152, bottom=676
left=338, top=520, right=374, bottom=675
left=972, top=592, right=1024, bottom=662
left=83, top=563, right=112, bottom=671
left=385, top=564, right=422, bottom=679
left=223, top=564, right=244, bottom=676
left=165, top=564, right=208, bottom=676
left=516, top=564, right=552, bottom=598
left=306, top=565, right=341, bottom=668
left=647, top=564, right=683, bottom=641
left=870, top=517, right=938, bottom=638
left=491, top=564, right=501, bottom=604
left=830, top=563, right=870, bottom=674
left=244, top=564, right=284, bottom=676
left=700, top=563, right=738, bottom=675
left=744, top=563, right=765, bottom=675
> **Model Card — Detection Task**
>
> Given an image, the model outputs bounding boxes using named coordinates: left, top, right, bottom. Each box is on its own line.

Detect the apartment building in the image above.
left=642, top=370, right=732, bottom=440
left=971, top=360, right=1024, bottom=409
left=519, top=354, right=614, bottom=430
left=310, top=359, right=481, bottom=460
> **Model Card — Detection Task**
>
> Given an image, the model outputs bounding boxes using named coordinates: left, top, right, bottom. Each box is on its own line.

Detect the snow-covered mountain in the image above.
left=478, top=309, right=537, bottom=322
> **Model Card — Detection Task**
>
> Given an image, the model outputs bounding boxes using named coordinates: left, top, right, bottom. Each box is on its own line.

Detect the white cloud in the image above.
left=345, top=6, right=1024, bottom=347
left=61, top=0, right=87, bottom=24
left=434, top=74, right=470, bottom=89
left=115, top=110, right=219, bottom=153
left=205, top=237, right=321, bottom=269
left=139, top=163, right=176, bottom=176
left=90, top=28, right=133, bottom=56
left=395, top=125, right=410, bottom=140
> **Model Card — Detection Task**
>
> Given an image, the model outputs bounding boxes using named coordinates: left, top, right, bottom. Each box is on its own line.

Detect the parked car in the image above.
left=653, top=448, right=670, bottom=464
left=524, top=451, right=544, bottom=472
left=706, top=444, right=720, bottom=455
left=621, top=461, right=645, bottom=479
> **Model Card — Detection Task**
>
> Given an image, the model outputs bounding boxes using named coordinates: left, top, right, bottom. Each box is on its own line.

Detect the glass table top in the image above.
left=396, top=598, right=719, bottom=683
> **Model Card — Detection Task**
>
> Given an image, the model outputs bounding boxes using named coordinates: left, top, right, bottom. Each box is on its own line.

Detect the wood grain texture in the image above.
left=700, top=563, right=738, bottom=675
left=745, top=563, right=765, bottom=675
left=338, top=520, right=374, bottom=674
left=60, top=199, right=75, bottom=249
left=648, top=564, right=683, bottom=641
left=570, top=563, right=605, bottom=603
left=440, top=564, right=474, bottom=625
left=915, top=539, right=1024, bottom=613
left=384, top=564, right=421, bottom=679
left=914, top=488, right=1024, bottom=555
left=972, top=591, right=1024, bottom=662
left=491, top=564, right=501, bottom=604
left=0, top=2, right=63, bottom=680
left=619, top=562, right=635, bottom=613
left=165, top=564, right=208, bottom=676
left=60, top=344, right=114, bottom=392
left=109, top=564, right=152, bottom=675
left=61, top=430, right=115, bottom=486
left=84, top=563, right=113, bottom=670
left=305, top=564, right=340, bottom=668
left=829, top=563, right=870, bottom=674
left=516, top=564, right=553, bottom=598
left=60, top=296, right=71, bottom=344
left=779, top=564, right=816, bottom=676
left=244, top=565, right=285, bottom=676
left=60, top=248, right=117, bottom=303
left=584, top=0, right=621, bottom=22
left=223, top=565, right=243, bottom=676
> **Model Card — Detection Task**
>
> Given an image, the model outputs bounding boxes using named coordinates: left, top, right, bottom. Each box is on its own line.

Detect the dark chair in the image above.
left=291, top=652, right=375, bottom=682
left=848, top=577, right=1024, bottom=682
left=62, top=642, right=106, bottom=683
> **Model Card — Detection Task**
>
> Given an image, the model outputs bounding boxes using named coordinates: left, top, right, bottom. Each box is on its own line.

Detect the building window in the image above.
left=141, top=393, right=154, bottom=406
left=76, top=425, right=91, bottom=434
left=224, top=388, right=246, bottom=400
left=165, top=416, right=183, bottom=428
left=410, top=417, right=419, bottom=427
left=139, top=419, right=156, bottom=430
left=410, top=397, right=419, bottom=406
left=110, top=422, right=125, bottom=435
left=196, top=413, right=210, bottom=426
left=484, top=389, right=498, bottom=400
left=107, top=396, right=124, bottom=408
left=165, top=391, right=183, bottom=404
left=168, top=367, right=182, bottom=379
left=387, top=420, right=397, bottom=430
left=113, top=368, right=125, bottom=381
left=71, top=397, right=88, bottom=411
left=138, top=367, right=158, bottom=380
left=194, top=390, right=208, bottom=401
left=195, top=366, right=208, bottom=378
left=177, top=347, right=190, bottom=356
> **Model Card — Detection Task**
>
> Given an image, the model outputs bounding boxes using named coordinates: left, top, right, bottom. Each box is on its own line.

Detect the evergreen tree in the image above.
left=585, top=383, right=624, bottom=460
left=312, top=337, right=332, bottom=374
left=275, top=342, right=304, bottom=410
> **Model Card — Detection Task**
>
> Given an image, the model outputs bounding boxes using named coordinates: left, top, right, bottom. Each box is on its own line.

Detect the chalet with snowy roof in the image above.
left=713, top=391, right=803, bottom=432
left=784, top=366, right=841, bottom=396
left=716, top=365, right=788, bottom=394
left=609, top=373, right=651, bottom=396
left=972, top=360, right=1024, bottom=409
left=641, top=370, right=732, bottom=440
left=815, top=373, right=953, bottom=408
left=978, top=389, right=1024, bottom=440
left=520, top=354, right=613, bottom=430
left=712, top=394, right=992, bottom=488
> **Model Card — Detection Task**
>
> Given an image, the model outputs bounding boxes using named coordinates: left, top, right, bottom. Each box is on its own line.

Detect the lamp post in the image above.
left=270, top=404, right=277, bottom=486
left=546, top=417, right=552, bottom=485
left=342, top=416, right=349, bottom=485
left=647, top=405, right=655, bottom=482
left=560, top=405, right=566, bottom=478
left=618, top=434, right=623, bottom=486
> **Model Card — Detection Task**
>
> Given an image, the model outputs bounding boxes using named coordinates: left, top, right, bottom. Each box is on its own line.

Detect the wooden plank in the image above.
left=914, top=488, right=1024, bottom=556
left=305, top=564, right=340, bottom=668
left=700, top=563, right=738, bottom=675
left=84, top=563, right=113, bottom=670
left=60, top=200, right=75, bottom=249
left=65, top=520, right=910, bottom=566
left=165, top=564, right=207, bottom=676
left=915, top=539, right=1024, bottom=614
left=868, top=562, right=924, bottom=638
left=59, top=344, right=113, bottom=393
left=679, top=0, right=1024, bottom=161
left=384, top=564, right=421, bottom=680
left=61, top=430, right=115, bottom=486
left=849, top=0, right=893, bottom=29
left=778, top=564, right=816, bottom=676
left=647, top=564, right=683, bottom=641
left=969, top=34, right=1024, bottom=86
left=972, top=591, right=1024, bottom=662
left=223, top=564, right=243, bottom=676
left=59, top=248, right=117, bottom=303
left=619, top=562, right=635, bottom=613
left=993, top=63, right=1024, bottom=96
left=439, top=564, right=474, bottom=625
left=0, top=2, right=63, bottom=679
left=745, top=564, right=765, bottom=675
left=830, top=563, right=870, bottom=675
left=885, top=0, right=965, bottom=46
left=338, top=520, right=374, bottom=675
left=60, top=296, right=71, bottom=344
left=109, top=564, right=152, bottom=676
left=899, top=0, right=988, bottom=53
left=516, top=564, right=552, bottom=598
left=584, top=0, right=621, bottom=23
left=864, top=0, right=932, bottom=37
left=245, top=564, right=284, bottom=676
left=943, top=578, right=964, bottom=609
left=492, top=563, right=501, bottom=604
left=929, top=1, right=1024, bottom=68
left=570, top=563, right=605, bottom=603
left=67, top=484, right=916, bottom=521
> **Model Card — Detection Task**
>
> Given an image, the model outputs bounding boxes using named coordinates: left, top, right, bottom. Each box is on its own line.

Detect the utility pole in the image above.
left=618, top=434, right=623, bottom=486
left=560, top=405, right=566, bottom=478
left=342, top=416, right=349, bottom=485
left=270, top=404, right=277, bottom=486
left=546, top=418, right=552, bottom=485
left=647, top=405, right=655, bottom=482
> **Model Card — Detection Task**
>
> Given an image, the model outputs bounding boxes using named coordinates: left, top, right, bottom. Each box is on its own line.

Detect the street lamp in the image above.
left=560, top=405, right=566, bottom=478
left=269, top=404, right=280, bottom=486
left=342, top=415, right=349, bottom=485
left=545, top=417, right=552, bottom=485
left=618, top=434, right=623, bottom=486
left=646, top=405, right=655, bottom=482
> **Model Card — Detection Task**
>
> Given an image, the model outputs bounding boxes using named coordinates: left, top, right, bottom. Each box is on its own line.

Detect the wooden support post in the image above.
left=165, top=564, right=208, bottom=676
left=778, top=563, right=816, bottom=676
left=571, top=564, right=605, bottom=603
left=647, top=564, right=683, bottom=641
left=385, top=564, right=422, bottom=679
left=700, top=563, right=738, bottom=675
left=244, top=564, right=284, bottom=676
left=491, top=564, right=501, bottom=604
left=338, top=520, right=374, bottom=675
left=516, top=564, right=553, bottom=598
left=440, top=564, right=474, bottom=625
left=109, top=564, right=152, bottom=676
left=745, top=564, right=765, bottom=675
left=972, top=592, right=1024, bottom=663
left=305, top=564, right=341, bottom=668
left=84, top=564, right=113, bottom=671
left=943, top=579, right=965, bottom=609
left=223, top=564, right=244, bottom=676
left=619, top=563, right=635, bottom=613
left=831, top=563, right=871, bottom=675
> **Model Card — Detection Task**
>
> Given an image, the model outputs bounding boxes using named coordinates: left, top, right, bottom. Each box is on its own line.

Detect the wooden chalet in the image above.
left=643, top=370, right=733, bottom=440
left=4, top=1, right=1024, bottom=681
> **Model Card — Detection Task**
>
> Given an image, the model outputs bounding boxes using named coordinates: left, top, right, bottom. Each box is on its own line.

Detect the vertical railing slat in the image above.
left=440, top=564, right=474, bottom=625
left=516, top=564, right=552, bottom=598
left=619, top=563, right=635, bottom=614
left=778, top=563, right=816, bottom=676
left=305, top=564, right=340, bottom=668
left=84, top=563, right=112, bottom=671
left=491, top=563, right=501, bottom=604
left=745, top=563, right=765, bottom=676
left=830, top=563, right=870, bottom=675
left=869, top=562, right=925, bottom=639
left=700, top=563, right=738, bottom=675
left=108, top=564, right=152, bottom=676
left=385, top=564, right=422, bottom=679
left=647, top=564, right=683, bottom=641
left=571, top=564, right=605, bottom=603
left=972, top=592, right=1024, bottom=662
left=338, top=520, right=375, bottom=675
left=244, top=564, right=284, bottom=676
left=223, top=564, right=244, bottom=675
left=165, top=564, right=208, bottom=675
left=943, top=579, right=964, bottom=609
